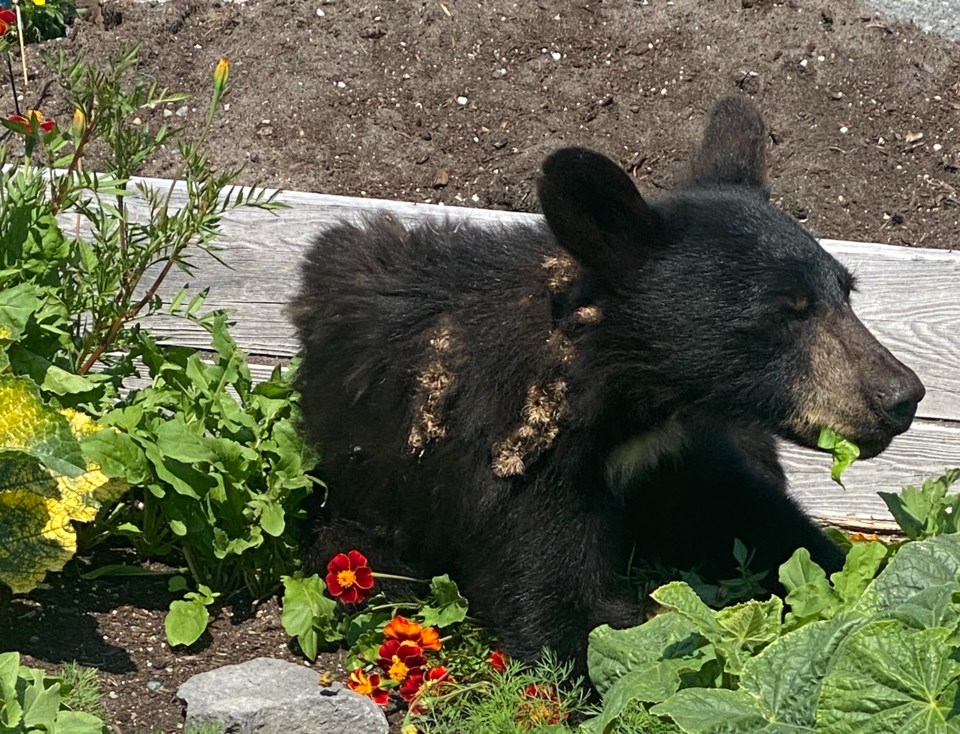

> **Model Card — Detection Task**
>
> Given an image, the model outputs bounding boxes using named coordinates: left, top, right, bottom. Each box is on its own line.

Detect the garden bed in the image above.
left=1, top=0, right=959, bottom=732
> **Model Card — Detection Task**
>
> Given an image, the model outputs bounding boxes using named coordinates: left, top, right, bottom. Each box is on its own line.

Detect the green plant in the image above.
left=409, top=652, right=592, bottom=734
left=0, top=45, right=315, bottom=611
left=86, top=314, right=319, bottom=602
left=57, top=662, right=105, bottom=721
left=164, top=576, right=220, bottom=647
left=7, top=0, right=75, bottom=43
left=583, top=469, right=960, bottom=734
left=0, top=652, right=107, bottom=733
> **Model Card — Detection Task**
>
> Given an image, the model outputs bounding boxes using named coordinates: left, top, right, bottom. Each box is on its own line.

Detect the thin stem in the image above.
left=4, top=52, right=19, bottom=115
left=372, top=572, right=432, bottom=584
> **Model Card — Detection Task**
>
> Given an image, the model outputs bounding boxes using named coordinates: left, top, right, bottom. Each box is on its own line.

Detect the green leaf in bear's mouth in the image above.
left=817, top=428, right=860, bottom=487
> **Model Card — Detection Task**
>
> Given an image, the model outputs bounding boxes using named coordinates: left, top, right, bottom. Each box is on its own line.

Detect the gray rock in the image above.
left=178, top=657, right=388, bottom=734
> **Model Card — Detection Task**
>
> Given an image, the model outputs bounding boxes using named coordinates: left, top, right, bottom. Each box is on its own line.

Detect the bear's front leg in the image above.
left=459, top=487, right=640, bottom=673
left=628, top=423, right=845, bottom=586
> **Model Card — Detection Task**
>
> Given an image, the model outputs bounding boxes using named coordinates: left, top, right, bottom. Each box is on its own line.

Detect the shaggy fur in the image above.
left=291, top=96, right=924, bottom=669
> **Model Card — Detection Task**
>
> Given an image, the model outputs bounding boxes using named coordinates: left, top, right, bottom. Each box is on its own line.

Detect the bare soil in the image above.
left=2, top=0, right=959, bottom=731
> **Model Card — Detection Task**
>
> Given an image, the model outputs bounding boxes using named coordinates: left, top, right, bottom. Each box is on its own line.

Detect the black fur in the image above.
left=292, top=96, right=924, bottom=670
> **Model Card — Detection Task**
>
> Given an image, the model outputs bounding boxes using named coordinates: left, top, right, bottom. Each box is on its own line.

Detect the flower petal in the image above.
left=353, top=566, right=374, bottom=589
left=346, top=549, right=369, bottom=568
left=327, top=552, right=350, bottom=573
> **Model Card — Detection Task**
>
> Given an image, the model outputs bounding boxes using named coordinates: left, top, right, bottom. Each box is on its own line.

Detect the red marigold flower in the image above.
left=383, top=614, right=442, bottom=651
left=0, top=9, right=15, bottom=36
left=378, top=639, right=427, bottom=684
left=348, top=668, right=390, bottom=706
left=489, top=649, right=509, bottom=672
left=516, top=683, right=568, bottom=728
left=6, top=110, right=56, bottom=134
left=325, top=549, right=374, bottom=604
left=398, top=670, right=425, bottom=703
left=405, top=666, right=454, bottom=713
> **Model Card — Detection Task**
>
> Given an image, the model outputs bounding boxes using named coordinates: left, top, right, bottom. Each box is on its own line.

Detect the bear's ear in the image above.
left=685, top=96, right=769, bottom=196
left=537, top=147, right=660, bottom=286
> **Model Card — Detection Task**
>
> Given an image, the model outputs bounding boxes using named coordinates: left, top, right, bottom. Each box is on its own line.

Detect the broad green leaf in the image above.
left=739, top=614, right=864, bottom=728
left=81, top=427, right=150, bottom=485
left=21, top=670, right=60, bottom=731
left=257, top=500, right=285, bottom=537
left=652, top=688, right=773, bottom=733
left=0, top=283, right=41, bottom=343
left=862, top=533, right=960, bottom=614
left=779, top=548, right=839, bottom=624
left=830, top=540, right=887, bottom=605
left=154, top=417, right=217, bottom=465
left=652, top=582, right=724, bottom=641
left=588, top=612, right=704, bottom=696
left=281, top=575, right=336, bottom=638
left=594, top=664, right=682, bottom=733
left=818, top=621, right=960, bottom=733
left=0, top=652, right=22, bottom=728
left=165, top=598, right=209, bottom=647
left=420, top=574, right=468, bottom=628
left=0, top=374, right=85, bottom=477
left=52, top=710, right=108, bottom=734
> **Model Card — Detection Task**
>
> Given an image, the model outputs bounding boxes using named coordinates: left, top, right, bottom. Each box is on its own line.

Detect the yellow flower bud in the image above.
left=72, top=108, right=85, bottom=138
left=214, top=56, right=230, bottom=90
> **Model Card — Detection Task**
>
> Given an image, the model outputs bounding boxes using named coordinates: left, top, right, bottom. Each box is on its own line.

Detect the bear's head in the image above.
left=537, top=96, right=924, bottom=459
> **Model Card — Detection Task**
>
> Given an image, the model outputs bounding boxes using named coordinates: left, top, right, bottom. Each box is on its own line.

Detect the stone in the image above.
left=177, top=657, right=388, bottom=734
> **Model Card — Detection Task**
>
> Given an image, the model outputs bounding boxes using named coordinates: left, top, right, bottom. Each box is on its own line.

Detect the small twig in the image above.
left=14, top=1, right=27, bottom=87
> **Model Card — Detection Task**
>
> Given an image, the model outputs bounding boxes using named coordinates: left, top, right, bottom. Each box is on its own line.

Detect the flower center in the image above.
left=389, top=657, right=409, bottom=682
left=337, top=569, right=357, bottom=588
left=355, top=678, right=372, bottom=695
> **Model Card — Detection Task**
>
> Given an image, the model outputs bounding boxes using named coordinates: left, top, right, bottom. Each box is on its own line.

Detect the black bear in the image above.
left=291, top=96, right=924, bottom=669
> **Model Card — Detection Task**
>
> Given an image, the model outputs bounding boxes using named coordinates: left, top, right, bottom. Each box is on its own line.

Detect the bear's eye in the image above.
left=777, top=294, right=813, bottom=319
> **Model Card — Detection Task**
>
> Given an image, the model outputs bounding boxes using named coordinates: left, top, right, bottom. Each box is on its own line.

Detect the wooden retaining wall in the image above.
left=127, top=177, right=960, bottom=531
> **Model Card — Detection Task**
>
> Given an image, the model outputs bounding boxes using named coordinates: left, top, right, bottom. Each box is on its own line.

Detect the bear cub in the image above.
left=291, top=96, right=924, bottom=669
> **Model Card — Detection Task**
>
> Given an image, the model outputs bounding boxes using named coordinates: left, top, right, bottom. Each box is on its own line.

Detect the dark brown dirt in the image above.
left=2, top=0, right=959, bottom=732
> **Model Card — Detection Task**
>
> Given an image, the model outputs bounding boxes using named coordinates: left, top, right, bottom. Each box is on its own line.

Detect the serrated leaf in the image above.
left=588, top=613, right=704, bottom=696
left=779, top=548, right=839, bottom=624
left=652, top=688, right=772, bottom=733
left=818, top=621, right=960, bottom=733
left=830, top=540, right=887, bottom=605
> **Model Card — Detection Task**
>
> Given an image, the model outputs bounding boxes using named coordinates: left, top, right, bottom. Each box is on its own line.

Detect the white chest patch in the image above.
left=605, top=416, right=687, bottom=494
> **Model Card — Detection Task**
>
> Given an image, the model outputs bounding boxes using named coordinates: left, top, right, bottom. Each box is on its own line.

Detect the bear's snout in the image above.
left=874, top=365, right=925, bottom=434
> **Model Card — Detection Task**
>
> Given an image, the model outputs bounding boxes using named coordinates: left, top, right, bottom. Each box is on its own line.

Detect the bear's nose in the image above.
left=878, top=372, right=925, bottom=433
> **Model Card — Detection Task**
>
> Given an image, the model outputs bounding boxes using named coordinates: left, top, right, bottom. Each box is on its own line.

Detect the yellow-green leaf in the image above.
left=0, top=375, right=85, bottom=477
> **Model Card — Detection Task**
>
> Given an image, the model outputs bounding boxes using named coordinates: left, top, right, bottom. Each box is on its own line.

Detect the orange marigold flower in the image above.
left=348, top=668, right=390, bottom=706
left=0, top=9, right=15, bottom=36
left=383, top=614, right=442, bottom=651
left=377, top=639, right=427, bottom=684
left=406, top=665, right=453, bottom=711
left=325, top=549, right=374, bottom=604
left=489, top=649, right=509, bottom=672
